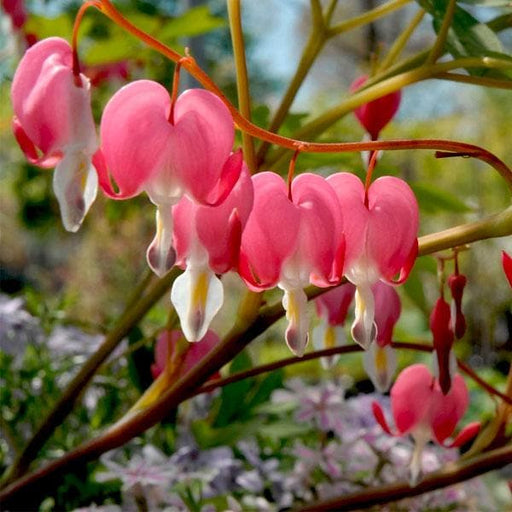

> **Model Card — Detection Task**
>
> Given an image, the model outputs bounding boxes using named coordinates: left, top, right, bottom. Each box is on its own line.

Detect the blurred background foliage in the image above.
left=0, top=1, right=511, bottom=507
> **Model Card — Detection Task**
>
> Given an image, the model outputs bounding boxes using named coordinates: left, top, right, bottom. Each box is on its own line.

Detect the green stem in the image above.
left=256, top=0, right=410, bottom=166
left=0, top=291, right=263, bottom=507
left=92, top=2, right=512, bottom=190
left=227, top=0, right=256, bottom=173
left=327, top=0, right=411, bottom=37
left=418, top=206, right=512, bottom=256
left=379, top=8, right=425, bottom=71
left=264, top=56, right=512, bottom=169
left=1, top=208, right=510, bottom=501
left=434, top=71, right=512, bottom=90
left=255, top=5, right=329, bottom=166
left=192, top=341, right=512, bottom=406
left=427, top=0, right=456, bottom=65
left=324, top=0, right=338, bottom=22
left=310, top=0, right=324, bottom=27
left=0, top=268, right=179, bottom=488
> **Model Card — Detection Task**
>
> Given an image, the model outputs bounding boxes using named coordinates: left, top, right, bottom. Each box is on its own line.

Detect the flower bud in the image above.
left=350, top=75, right=401, bottom=140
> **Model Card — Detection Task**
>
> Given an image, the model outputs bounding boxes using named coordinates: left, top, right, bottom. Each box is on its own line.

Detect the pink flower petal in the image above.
left=366, top=176, right=419, bottom=282
left=327, top=172, right=367, bottom=270
left=239, top=172, right=300, bottom=290
left=152, top=329, right=220, bottom=379
left=372, top=400, right=394, bottom=436
left=391, top=364, right=434, bottom=435
left=11, top=37, right=96, bottom=162
left=315, top=283, right=356, bottom=326
left=290, top=173, right=344, bottom=287
left=172, top=89, right=236, bottom=203
left=445, top=421, right=480, bottom=448
left=100, top=79, right=172, bottom=199
left=373, top=281, right=401, bottom=347
left=430, top=373, right=469, bottom=443
left=194, top=163, right=253, bottom=272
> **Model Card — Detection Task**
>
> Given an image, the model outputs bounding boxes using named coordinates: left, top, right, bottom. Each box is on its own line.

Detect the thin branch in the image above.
left=418, top=206, right=512, bottom=256
left=0, top=268, right=179, bottom=487
left=192, top=341, right=512, bottom=407
left=91, top=2, right=512, bottom=190
left=309, top=0, right=324, bottom=28
left=427, top=0, right=456, bottom=65
left=434, top=71, right=512, bottom=90
left=327, top=0, right=411, bottom=37
left=379, top=8, right=425, bottom=71
left=295, top=444, right=512, bottom=511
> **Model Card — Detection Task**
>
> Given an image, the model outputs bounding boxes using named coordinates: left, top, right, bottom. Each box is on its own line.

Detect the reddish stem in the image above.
left=168, top=57, right=193, bottom=124
left=92, top=1, right=512, bottom=190
left=71, top=0, right=101, bottom=86
left=364, top=149, right=379, bottom=208
left=287, top=148, right=302, bottom=201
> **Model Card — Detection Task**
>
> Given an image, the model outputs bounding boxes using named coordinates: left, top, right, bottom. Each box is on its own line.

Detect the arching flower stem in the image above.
left=287, top=148, right=302, bottom=201
left=86, top=1, right=512, bottom=190
left=364, top=149, right=379, bottom=208
left=168, top=56, right=192, bottom=125
left=71, top=0, right=101, bottom=85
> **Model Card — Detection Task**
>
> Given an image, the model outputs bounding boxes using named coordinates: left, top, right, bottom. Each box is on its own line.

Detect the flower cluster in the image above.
left=72, top=379, right=497, bottom=512
left=11, top=37, right=419, bottom=359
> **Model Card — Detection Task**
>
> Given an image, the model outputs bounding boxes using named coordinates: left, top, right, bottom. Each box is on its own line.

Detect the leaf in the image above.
left=244, top=370, right=284, bottom=410
left=418, top=0, right=512, bottom=78
left=402, top=266, right=429, bottom=313
left=192, top=418, right=262, bottom=449
left=157, top=6, right=225, bottom=40
left=410, top=182, right=472, bottom=213
left=253, top=400, right=297, bottom=415
left=213, top=351, right=253, bottom=427
left=258, top=420, right=312, bottom=440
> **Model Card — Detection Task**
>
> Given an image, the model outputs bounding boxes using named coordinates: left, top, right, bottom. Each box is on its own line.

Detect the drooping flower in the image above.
left=98, top=80, right=242, bottom=276
left=327, top=172, right=418, bottom=349
left=151, top=329, right=220, bottom=380
left=372, top=364, right=480, bottom=485
left=350, top=75, right=401, bottom=140
left=313, top=283, right=356, bottom=368
left=362, top=282, right=401, bottom=392
left=238, top=172, right=344, bottom=356
left=171, top=164, right=253, bottom=341
left=11, top=37, right=99, bottom=232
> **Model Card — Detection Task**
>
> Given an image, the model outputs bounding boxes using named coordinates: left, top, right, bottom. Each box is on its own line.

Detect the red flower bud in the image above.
left=430, top=297, right=454, bottom=395
left=350, top=75, right=401, bottom=140
left=448, top=273, right=467, bottom=339
left=503, top=251, right=512, bottom=288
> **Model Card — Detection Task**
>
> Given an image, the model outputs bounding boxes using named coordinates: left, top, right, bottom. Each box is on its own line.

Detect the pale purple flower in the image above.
left=97, top=446, right=175, bottom=488
left=236, top=440, right=292, bottom=508
left=272, top=378, right=346, bottom=433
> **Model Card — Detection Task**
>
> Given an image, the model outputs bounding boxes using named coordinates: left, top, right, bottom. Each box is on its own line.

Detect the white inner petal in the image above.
left=53, top=151, right=98, bottom=232
left=146, top=203, right=177, bottom=277
left=170, top=248, right=223, bottom=342
left=281, top=287, right=310, bottom=357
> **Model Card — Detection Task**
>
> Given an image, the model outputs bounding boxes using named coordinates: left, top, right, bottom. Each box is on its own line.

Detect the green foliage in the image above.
left=411, top=181, right=472, bottom=214
left=418, top=0, right=512, bottom=78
